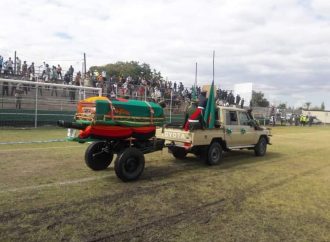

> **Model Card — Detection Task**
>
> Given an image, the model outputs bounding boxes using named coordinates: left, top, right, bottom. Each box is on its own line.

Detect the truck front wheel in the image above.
left=114, top=148, right=145, bottom=182
left=205, top=142, right=223, bottom=165
left=254, top=137, right=267, bottom=156
left=85, top=141, right=113, bottom=171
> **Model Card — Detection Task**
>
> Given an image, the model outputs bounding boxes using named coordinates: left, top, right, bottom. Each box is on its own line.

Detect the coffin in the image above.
left=73, top=96, right=165, bottom=140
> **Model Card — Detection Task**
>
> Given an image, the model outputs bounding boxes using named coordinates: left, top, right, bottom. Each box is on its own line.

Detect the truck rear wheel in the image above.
left=254, top=137, right=267, bottom=156
left=205, top=142, right=223, bottom=165
left=171, top=147, right=187, bottom=159
left=114, top=147, right=145, bottom=182
left=85, top=141, right=113, bottom=171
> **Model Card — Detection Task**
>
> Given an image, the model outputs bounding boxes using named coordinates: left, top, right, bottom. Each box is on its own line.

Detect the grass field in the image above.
left=0, top=126, right=330, bottom=241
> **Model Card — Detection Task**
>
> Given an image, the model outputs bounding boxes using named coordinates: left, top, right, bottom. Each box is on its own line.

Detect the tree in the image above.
left=305, top=102, right=311, bottom=110
left=278, top=103, right=287, bottom=109
left=89, top=61, right=163, bottom=83
left=251, top=91, right=270, bottom=107
left=321, top=102, right=325, bottom=111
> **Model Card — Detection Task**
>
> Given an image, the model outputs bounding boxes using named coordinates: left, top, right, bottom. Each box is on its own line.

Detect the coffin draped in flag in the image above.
left=66, top=96, right=165, bottom=141
left=203, top=81, right=216, bottom=128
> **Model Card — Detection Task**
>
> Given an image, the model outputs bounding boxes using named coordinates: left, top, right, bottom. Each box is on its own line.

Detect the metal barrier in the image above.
left=0, top=78, right=102, bottom=128
left=0, top=78, right=187, bottom=128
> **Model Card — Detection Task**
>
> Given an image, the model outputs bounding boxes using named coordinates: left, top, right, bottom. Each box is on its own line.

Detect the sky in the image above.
left=1, top=0, right=330, bottom=109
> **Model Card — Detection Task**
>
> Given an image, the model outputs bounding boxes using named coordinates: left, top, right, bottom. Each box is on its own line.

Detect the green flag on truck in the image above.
left=203, top=81, right=215, bottom=128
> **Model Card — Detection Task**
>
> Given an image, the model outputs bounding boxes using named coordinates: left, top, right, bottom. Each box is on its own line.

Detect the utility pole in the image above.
left=83, top=53, right=87, bottom=75
left=14, top=51, right=17, bottom=75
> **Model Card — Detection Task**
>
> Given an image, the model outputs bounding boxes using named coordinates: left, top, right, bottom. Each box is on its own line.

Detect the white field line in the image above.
left=0, top=145, right=83, bottom=153
left=0, top=139, right=66, bottom=145
left=0, top=174, right=112, bottom=193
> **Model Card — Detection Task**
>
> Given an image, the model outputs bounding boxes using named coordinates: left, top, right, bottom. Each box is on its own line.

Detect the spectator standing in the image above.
left=235, top=94, right=241, bottom=106
left=41, top=62, right=47, bottom=79
left=28, top=62, right=35, bottom=80
left=15, top=83, right=24, bottom=109
left=240, top=98, right=245, bottom=108
left=83, top=72, right=93, bottom=87
left=74, top=71, right=81, bottom=86
left=57, top=64, right=62, bottom=79
left=22, top=61, right=27, bottom=77
left=69, top=65, right=74, bottom=82
left=7, top=57, right=13, bottom=74
left=101, top=70, right=106, bottom=81
left=50, top=66, right=58, bottom=96
left=61, top=73, right=70, bottom=97
left=69, top=71, right=81, bottom=101
left=179, top=82, right=184, bottom=93
left=51, top=66, right=57, bottom=82
left=44, top=64, right=50, bottom=82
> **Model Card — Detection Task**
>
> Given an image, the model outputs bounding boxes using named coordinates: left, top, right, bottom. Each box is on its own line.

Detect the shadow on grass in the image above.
left=141, top=150, right=284, bottom=181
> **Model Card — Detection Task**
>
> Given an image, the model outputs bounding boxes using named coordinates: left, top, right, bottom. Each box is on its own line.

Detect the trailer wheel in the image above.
left=114, top=148, right=145, bottom=182
left=254, top=136, right=267, bottom=156
left=205, top=142, right=223, bottom=165
left=172, top=147, right=187, bottom=159
left=85, top=141, right=113, bottom=171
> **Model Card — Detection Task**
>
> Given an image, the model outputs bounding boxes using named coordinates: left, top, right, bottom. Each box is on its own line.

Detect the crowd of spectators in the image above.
left=0, top=53, right=244, bottom=109
left=0, top=53, right=78, bottom=99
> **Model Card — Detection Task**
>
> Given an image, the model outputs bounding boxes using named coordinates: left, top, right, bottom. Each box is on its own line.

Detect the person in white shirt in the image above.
left=7, top=57, right=13, bottom=74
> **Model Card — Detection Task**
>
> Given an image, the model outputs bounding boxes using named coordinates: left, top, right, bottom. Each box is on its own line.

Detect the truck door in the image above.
left=238, top=111, right=257, bottom=145
left=224, top=110, right=243, bottom=147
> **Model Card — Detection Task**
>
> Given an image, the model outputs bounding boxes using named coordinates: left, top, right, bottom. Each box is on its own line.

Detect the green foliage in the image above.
left=251, top=90, right=270, bottom=107
left=304, top=102, right=326, bottom=111
left=305, top=102, right=311, bottom=110
left=89, top=61, right=163, bottom=82
left=277, top=103, right=287, bottom=109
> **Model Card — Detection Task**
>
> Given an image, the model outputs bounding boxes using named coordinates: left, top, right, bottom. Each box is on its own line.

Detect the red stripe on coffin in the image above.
left=79, top=125, right=156, bottom=140
left=131, top=126, right=156, bottom=140
left=79, top=125, right=133, bottom=139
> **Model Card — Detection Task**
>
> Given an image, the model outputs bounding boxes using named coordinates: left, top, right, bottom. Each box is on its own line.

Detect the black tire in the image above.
left=205, top=142, right=223, bottom=165
left=114, top=147, right=145, bottom=182
left=172, top=147, right=187, bottom=159
left=254, top=136, right=267, bottom=156
left=85, top=141, right=113, bottom=171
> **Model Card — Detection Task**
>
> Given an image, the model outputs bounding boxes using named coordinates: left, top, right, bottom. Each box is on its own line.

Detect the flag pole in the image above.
left=195, top=62, right=197, bottom=88
left=212, top=50, right=215, bottom=82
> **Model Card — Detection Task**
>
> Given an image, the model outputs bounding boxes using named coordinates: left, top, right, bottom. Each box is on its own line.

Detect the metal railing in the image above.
left=0, top=78, right=187, bottom=128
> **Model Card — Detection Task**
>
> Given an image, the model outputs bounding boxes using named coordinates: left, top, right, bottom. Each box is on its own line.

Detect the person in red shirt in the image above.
left=184, top=91, right=207, bottom=131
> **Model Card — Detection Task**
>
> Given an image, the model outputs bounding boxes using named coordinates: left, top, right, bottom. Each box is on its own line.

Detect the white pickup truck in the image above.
left=156, top=106, right=272, bottom=165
